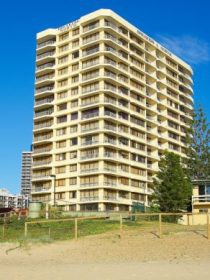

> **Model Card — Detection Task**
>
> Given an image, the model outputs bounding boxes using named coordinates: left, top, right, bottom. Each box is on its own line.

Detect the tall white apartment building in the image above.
left=0, top=189, right=29, bottom=209
left=21, top=151, right=32, bottom=196
left=32, top=9, right=193, bottom=211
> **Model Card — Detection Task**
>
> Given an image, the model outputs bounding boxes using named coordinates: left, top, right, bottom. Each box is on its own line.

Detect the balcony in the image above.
left=36, top=63, right=55, bottom=72
left=35, top=86, right=54, bottom=96
left=81, top=140, right=99, bottom=146
left=82, top=47, right=99, bottom=57
left=31, top=187, right=51, bottom=193
left=32, top=160, right=52, bottom=167
left=80, top=168, right=99, bottom=174
left=36, top=51, right=55, bottom=61
left=35, top=98, right=54, bottom=107
left=37, top=40, right=55, bottom=49
left=104, top=111, right=116, bottom=118
left=103, top=196, right=117, bottom=201
left=36, top=74, right=54, bottom=85
left=80, top=196, right=99, bottom=202
left=80, top=182, right=98, bottom=188
left=34, top=109, right=53, bottom=119
left=33, top=147, right=52, bottom=154
left=192, top=195, right=210, bottom=204
left=83, top=22, right=100, bottom=33
left=34, top=133, right=52, bottom=142
left=81, top=99, right=99, bottom=107
left=80, top=153, right=99, bottom=160
left=104, top=124, right=117, bottom=132
left=34, top=121, right=53, bottom=131
left=82, top=112, right=99, bottom=120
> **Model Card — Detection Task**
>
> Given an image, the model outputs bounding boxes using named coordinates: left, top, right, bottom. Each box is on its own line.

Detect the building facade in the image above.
left=21, top=151, right=32, bottom=196
left=32, top=9, right=193, bottom=211
left=0, top=189, right=29, bottom=209
left=192, top=179, right=210, bottom=213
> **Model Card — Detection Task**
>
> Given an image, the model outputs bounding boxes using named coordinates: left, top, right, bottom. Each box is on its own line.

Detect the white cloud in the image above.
left=156, top=35, right=210, bottom=65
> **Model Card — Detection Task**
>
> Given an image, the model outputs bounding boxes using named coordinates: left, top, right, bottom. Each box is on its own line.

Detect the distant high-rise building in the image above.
left=31, top=9, right=193, bottom=211
left=21, top=151, right=32, bottom=196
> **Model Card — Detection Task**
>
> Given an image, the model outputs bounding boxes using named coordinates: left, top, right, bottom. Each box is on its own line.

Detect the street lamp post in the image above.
left=50, top=174, right=56, bottom=207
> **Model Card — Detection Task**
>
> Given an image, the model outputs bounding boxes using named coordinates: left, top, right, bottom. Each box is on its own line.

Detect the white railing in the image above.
left=192, top=195, right=210, bottom=203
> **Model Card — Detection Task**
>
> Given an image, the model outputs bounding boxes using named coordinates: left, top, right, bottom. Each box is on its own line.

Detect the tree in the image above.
left=186, top=105, right=210, bottom=179
left=152, top=152, right=192, bottom=212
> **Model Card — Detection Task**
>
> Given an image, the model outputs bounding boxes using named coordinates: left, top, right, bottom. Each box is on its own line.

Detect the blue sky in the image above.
left=0, top=0, right=209, bottom=193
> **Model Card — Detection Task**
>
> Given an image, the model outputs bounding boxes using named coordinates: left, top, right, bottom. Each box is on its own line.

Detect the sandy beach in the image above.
left=1, top=230, right=210, bottom=280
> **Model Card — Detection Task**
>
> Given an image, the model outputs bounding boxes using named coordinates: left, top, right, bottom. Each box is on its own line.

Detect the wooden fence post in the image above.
left=2, top=224, right=5, bottom=239
left=24, top=222, right=28, bottom=238
left=119, top=215, right=123, bottom=238
left=207, top=213, right=210, bottom=240
left=75, top=218, right=78, bottom=240
left=159, top=213, right=162, bottom=238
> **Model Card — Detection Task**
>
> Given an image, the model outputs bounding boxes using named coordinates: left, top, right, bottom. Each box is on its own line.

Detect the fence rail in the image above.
left=0, top=212, right=210, bottom=242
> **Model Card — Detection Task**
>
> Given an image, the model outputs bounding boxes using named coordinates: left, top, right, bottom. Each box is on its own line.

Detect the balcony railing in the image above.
left=33, top=147, right=52, bottom=154
left=36, top=86, right=54, bottom=94
left=80, top=196, right=99, bottom=202
left=37, top=40, right=55, bottom=49
left=36, top=74, right=54, bottom=83
left=35, top=98, right=54, bottom=106
left=34, top=121, right=53, bottom=130
left=82, top=112, right=99, bottom=119
left=36, top=51, right=55, bottom=60
left=80, top=168, right=99, bottom=174
left=81, top=140, right=99, bottom=146
left=36, top=63, right=55, bottom=71
left=34, top=109, right=53, bottom=118
left=32, top=160, right=51, bottom=166
left=34, top=134, right=52, bottom=142
left=192, top=195, right=210, bottom=203
left=82, top=47, right=99, bottom=57
left=80, top=153, right=99, bottom=160
left=83, top=22, right=99, bottom=33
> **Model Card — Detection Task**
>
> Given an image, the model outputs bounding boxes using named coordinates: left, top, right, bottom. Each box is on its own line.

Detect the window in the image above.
left=70, top=177, right=77, bottom=185
left=58, top=56, right=68, bottom=64
left=72, top=28, right=79, bottom=36
left=72, top=63, right=79, bottom=71
left=83, top=32, right=99, bottom=44
left=57, top=91, right=68, bottom=99
left=70, top=164, right=77, bottom=172
left=56, top=153, right=66, bottom=161
left=59, top=32, right=69, bottom=41
left=57, top=103, right=67, bottom=111
left=72, top=39, right=79, bottom=48
left=80, top=176, right=98, bottom=186
left=72, top=75, right=79, bottom=83
left=82, top=82, right=99, bottom=94
left=70, top=151, right=77, bottom=159
left=71, top=112, right=78, bottom=120
left=83, top=20, right=99, bottom=32
left=56, top=128, right=66, bottom=136
left=58, top=79, right=68, bottom=87
left=82, top=57, right=99, bottom=69
left=55, top=179, right=66, bottom=187
left=69, top=191, right=77, bottom=199
left=59, top=44, right=69, bottom=53
left=72, top=51, right=79, bottom=59
left=56, top=141, right=66, bottom=148
left=71, top=87, right=78, bottom=96
left=71, top=100, right=78, bottom=108
left=70, top=137, right=77, bottom=146
left=57, top=115, right=67, bottom=124
left=55, top=166, right=66, bottom=174
left=58, top=67, right=68, bottom=76
left=70, top=125, right=77, bottom=133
